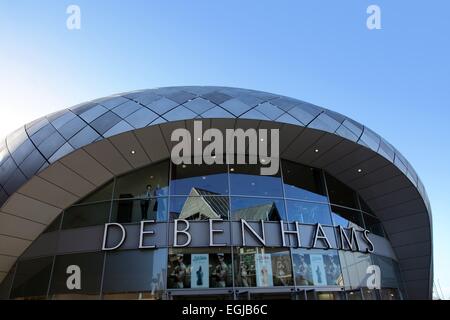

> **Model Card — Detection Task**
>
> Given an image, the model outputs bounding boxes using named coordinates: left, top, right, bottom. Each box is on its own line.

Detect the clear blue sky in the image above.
left=0, top=0, right=449, bottom=298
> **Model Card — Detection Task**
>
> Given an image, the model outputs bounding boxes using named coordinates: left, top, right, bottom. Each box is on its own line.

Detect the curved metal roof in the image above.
left=0, top=86, right=430, bottom=209
left=0, top=86, right=432, bottom=298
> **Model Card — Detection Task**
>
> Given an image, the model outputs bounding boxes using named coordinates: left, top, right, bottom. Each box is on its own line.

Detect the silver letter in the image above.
left=139, top=220, right=156, bottom=249
left=280, top=220, right=301, bottom=247
left=102, top=223, right=126, bottom=251
left=241, top=219, right=266, bottom=246
left=209, top=219, right=226, bottom=247
left=338, top=226, right=360, bottom=251
left=311, top=223, right=331, bottom=249
left=363, top=229, right=375, bottom=253
left=173, top=219, right=192, bottom=247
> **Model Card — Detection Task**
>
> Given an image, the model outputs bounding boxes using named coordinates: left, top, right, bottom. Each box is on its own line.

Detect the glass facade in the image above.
left=2, top=158, right=403, bottom=300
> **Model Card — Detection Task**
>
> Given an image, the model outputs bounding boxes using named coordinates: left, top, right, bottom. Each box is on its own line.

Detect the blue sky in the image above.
left=0, top=0, right=449, bottom=298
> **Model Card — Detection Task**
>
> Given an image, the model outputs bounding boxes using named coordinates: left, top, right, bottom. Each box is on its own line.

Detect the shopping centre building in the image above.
left=0, top=86, right=432, bottom=300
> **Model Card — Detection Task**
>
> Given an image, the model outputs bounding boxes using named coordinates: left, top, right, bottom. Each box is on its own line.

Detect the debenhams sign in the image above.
left=102, top=219, right=375, bottom=253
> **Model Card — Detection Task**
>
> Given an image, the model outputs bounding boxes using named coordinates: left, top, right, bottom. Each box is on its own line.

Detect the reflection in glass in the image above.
left=102, top=250, right=167, bottom=300
left=114, top=161, right=169, bottom=199
left=11, top=257, right=53, bottom=299
left=338, top=251, right=372, bottom=289
left=62, top=202, right=110, bottom=229
left=168, top=248, right=232, bottom=289
left=292, top=249, right=343, bottom=286
left=325, top=173, right=358, bottom=209
left=171, top=161, right=228, bottom=195
left=110, top=197, right=168, bottom=223
left=363, top=212, right=385, bottom=237
left=331, top=205, right=365, bottom=230
left=282, top=160, right=327, bottom=202
left=230, top=164, right=283, bottom=197
left=316, top=291, right=345, bottom=300
left=286, top=200, right=332, bottom=225
left=49, top=252, right=103, bottom=299
left=371, top=255, right=402, bottom=290
left=362, top=288, right=378, bottom=300
left=346, top=290, right=363, bottom=300
left=77, top=181, right=113, bottom=204
left=234, top=247, right=293, bottom=287
left=169, top=194, right=229, bottom=221
left=380, top=288, right=401, bottom=300
left=230, top=197, right=286, bottom=221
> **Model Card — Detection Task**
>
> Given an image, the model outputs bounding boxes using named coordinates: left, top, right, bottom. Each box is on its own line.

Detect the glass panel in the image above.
left=359, top=196, right=374, bottom=214
left=338, top=251, right=372, bottom=289
left=77, top=181, right=113, bottom=204
left=49, top=252, right=103, bottom=299
left=316, top=291, right=345, bottom=300
left=43, top=215, right=62, bottom=233
left=110, top=197, right=168, bottom=222
left=325, top=173, right=358, bottom=209
left=331, top=205, right=365, bottom=229
left=371, top=255, right=402, bottom=289
left=62, top=202, right=110, bottom=229
left=0, top=266, right=15, bottom=299
left=230, top=163, right=283, bottom=197
left=11, top=257, right=53, bottom=299
left=234, top=247, right=293, bottom=288
left=282, top=160, right=327, bottom=202
left=286, top=200, right=332, bottom=225
left=169, top=196, right=229, bottom=221
left=102, top=249, right=167, bottom=299
left=183, top=98, right=215, bottom=114
left=168, top=248, right=232, bottom=289
left=170, top=162, right=228, bottom=196
left=363, top=212, right=385, bottom=237
left=346, top=290, right=363, bottom=300
left=362, top=288, right=379, bottom=300
left=114, top=161, right=169, bottom=199
left=230, top=197, right=286, bottom=221
left=380, top=288, right=401, bottom=300
left=68, top=126, right=100, bottom=149
left=90, top=111, right=122, bottom=134
left=291, top=249, right=343, bottom=286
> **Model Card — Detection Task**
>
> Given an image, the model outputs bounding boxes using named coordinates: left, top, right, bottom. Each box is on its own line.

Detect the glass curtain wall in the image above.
left=4, top=157, right=401, bottom=300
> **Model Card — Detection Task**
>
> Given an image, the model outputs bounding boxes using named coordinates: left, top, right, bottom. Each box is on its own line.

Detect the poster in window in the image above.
left=210, top=253, right=231, bottom=288
left=255, top=253, right=273, bottom=287
left=271, top=252, right=293, bottom=286
left=292, top=249, right=313, bottom=286
left=310, top=254, right=327, bottom=286
left=191, top=254, right=209, bottom=288
left=323, top=252, right=342, bottom=286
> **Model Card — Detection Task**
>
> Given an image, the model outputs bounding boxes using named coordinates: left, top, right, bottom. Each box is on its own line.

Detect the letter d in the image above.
left=102, top=223, right=126, bottom=251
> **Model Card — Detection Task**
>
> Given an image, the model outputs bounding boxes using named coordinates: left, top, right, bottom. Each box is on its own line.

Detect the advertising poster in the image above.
left=323, top=253, right=342, bottom=286
left=310, top=254, right=327, bottom=286
left=271, top=253, right=293, bottom=286
left=255, top=253, right=273, bottom=287
left=191, top=254, right=209, bottom=288
left=292, top=249, right=313, bottom=286
left=210, top=253, right=231, bottom=288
